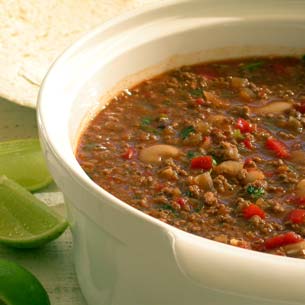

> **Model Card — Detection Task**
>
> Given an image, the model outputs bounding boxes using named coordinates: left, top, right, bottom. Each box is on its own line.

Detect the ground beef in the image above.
left=77, top=56, right=305, bottom=258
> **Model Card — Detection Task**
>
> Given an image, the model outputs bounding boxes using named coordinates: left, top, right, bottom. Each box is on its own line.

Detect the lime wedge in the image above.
left=0, top=259, right=50, bottom=305
left=0, top=176, right=68, bottom=248
left=0, top=139, right=52, bottom=191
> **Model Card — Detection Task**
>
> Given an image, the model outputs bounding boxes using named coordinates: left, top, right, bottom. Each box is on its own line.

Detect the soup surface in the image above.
left=76, top=57, right=305, bottom=258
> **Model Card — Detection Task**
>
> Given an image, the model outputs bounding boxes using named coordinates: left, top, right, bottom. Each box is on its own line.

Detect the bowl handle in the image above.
left=171, top=230, right=305, bottom=304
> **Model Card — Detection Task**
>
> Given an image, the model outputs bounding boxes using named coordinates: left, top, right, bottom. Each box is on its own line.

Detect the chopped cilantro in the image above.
left=141, top=117, right=152, bottom=126
left=247, top=185, right=265, bottom=199
left=194, top=202, right=204, bottom=213
left=190, top=88, right=206, bottom=100
left=242, top=62, right=263, bottom=72
left=180, top=126, right=195, bottom=139
left=185, top=190, right=193, bottom=198
left=140, top=117, right=160, bottom=134
left=161, top=204, right=174, bottom=211
left=133, top=194, right=142, bottom=200
left=187, top=151, right=197, bottom=159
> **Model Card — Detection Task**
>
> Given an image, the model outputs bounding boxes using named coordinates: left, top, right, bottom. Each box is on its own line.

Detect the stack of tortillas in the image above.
left=0, top=0, right=161, bottom=108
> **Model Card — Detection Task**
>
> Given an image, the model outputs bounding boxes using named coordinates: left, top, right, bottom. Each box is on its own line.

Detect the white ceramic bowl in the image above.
left=37, top=1, right=305, bottom=305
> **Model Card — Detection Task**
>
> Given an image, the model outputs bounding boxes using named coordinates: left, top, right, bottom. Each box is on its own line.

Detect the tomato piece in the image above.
left=236, top=118, right=253, bottom=133
left=191, top=156, right=213, bottom=170
left=243, top=204, right=265, bottom=220
left=296, top=101, right=305, bottom=114
left=195, top=98, right=205, bottom=105
left=294, top=196, right=305, bottom=207
left=265, top=232, right=303, bottom=250
left=265, top=137, right=290, bottom=159
left=272, top=63, right=288, bottom=75
left=155, top=183, right=165, bottom=192
left=192, top=66, right=219, bottom=79
left=264, top=171, right=274, bottom=178
left=243, top=138, right=253, bottom=150
left=202, top=136, right=211, bottom=145
left=121, top=147, right=135, bottom=160
left=243, top=158, right=253, bottom=168
left=288, top=209, right=305, bottom=224
left=176, top=198, right=186, bottom=208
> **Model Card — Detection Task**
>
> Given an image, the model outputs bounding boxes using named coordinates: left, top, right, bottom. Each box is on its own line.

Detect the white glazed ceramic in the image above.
left=38, top=1, right=305, bottom=305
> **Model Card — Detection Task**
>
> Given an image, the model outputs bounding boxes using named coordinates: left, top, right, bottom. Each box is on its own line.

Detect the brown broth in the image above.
left=76, top=56, right=305, bottom=258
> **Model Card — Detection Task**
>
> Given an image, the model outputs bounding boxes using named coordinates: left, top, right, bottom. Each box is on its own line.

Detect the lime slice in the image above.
left=0, top=176, right=68, bottom=248
left=0, top=259, right=50, bottom=305
left=0, top=139, right=52, bottom=191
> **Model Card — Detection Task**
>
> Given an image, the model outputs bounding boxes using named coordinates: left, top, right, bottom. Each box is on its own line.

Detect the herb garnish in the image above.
left=140, top=117, right=159, bottom=134
left=185, top=190, right=193, bottom=198
left=162, top=204, right=174, bottom=211
left=141, top=117, right=152, bottom=126
left=247, top=185, right=265, bottom=199
left=180, top=126, right=195, bottom=139
left=242, top=62, right=263, bottom=72
left=187, top=151, right=197, bottom=159
left=190, top=88, right=207, bottom=101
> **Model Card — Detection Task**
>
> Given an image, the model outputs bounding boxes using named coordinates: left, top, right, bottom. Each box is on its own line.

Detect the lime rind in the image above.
left=0, top=139, right=40, bottom=155
left=0, top=220, right=68, bottom=248
left=0, top=138, right=53, bottom=191
left=0, top=259, right=50, bottom=305
left=0, top=176, right=68, bottom=248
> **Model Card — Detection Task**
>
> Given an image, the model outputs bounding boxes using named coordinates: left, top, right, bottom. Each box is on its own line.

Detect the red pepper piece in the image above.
left=296, top=101, right=305, bottom=114
left=288, top=209, right=305, bottom=224
left=243, top=204, right=265, bottom=220
left=272, top=63, right=288, bottom=75
left=155, top=183, right=165, bottom=192
left=192, top=66, right=219, bottom=79
left=236, top=118, right=253, bottom=133
left=264, top=171, right=274, bottom=178
left=243, top=138, right=253, bottom=150
left=243, top=157, right=253, bottom=168
left=265, top=232, right=303, bottom=250
left=191, top=156, right=213, bottom=170
left=196, top=98, right=205, bottom=105
left=176, top=198, right=186, bottom=208
left=265, top=137, right=290, bottom=159
left=121, top=147, right=135, bottom=160
left=294, top=196, right=305, bottom=207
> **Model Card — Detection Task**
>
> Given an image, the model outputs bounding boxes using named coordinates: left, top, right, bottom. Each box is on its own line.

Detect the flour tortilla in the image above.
left=0, top=0, right=160, bottom=108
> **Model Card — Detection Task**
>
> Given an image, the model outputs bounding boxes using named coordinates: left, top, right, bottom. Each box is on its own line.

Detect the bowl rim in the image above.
left=37, top=0, right=305, bottom=265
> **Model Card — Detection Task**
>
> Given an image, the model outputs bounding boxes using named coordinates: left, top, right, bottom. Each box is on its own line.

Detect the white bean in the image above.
left=244, top=169, right=265, bottom=184
left=284, top=241, right=305, bottom=258
left=204, top=91, right=227, bottom=107
left=239, top=88, right=255, bottom=102
left=231, top=77, right=249, bottom=89
left=296, top=179, right=305, bottom=197
left=207, top=114, right=226, bottom=127
left=194, top=172, right=214, bottom=191
left=255, top=101, right=292, bottom=114
left=291, top=150, right=305, bottom=165
left=215, top=161, right=243, bottom=176
left=139, top=144, right=180, bottom=163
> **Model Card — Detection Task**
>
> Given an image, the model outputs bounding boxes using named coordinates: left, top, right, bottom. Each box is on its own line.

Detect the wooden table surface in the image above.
left=0, top=97, right=87, bottom=305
